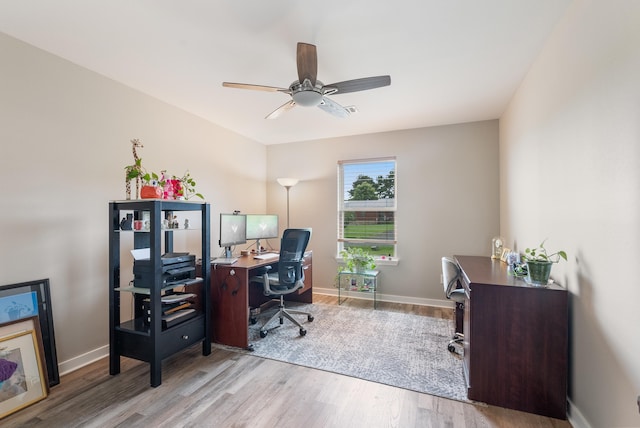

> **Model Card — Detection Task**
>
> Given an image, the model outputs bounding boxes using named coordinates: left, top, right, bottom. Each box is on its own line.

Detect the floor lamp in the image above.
left=277, top=178, right=299, bottom=229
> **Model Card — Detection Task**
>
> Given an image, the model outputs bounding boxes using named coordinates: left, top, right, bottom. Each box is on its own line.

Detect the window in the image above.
left=338, top=157, right=396, bottom=259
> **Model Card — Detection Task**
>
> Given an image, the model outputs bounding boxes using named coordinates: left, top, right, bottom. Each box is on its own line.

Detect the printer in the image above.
left=133, top=252, right=196, bottom=288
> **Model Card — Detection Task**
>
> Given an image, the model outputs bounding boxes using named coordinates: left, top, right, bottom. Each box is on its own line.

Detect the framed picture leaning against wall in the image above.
left=0, top=316, right=49, bottom=419
left=0, top=280, right=58, bottom=386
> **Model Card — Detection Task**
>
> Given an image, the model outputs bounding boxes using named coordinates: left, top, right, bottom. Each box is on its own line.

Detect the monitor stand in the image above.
left=224, top=246, right=233, bottom=258
left=254, top=239, right=264, bottom=254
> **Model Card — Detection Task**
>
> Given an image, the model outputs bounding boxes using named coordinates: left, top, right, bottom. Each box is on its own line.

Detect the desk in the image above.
left=455, top=255, right=567, bottom=419
left=209, top=252, right=312, bottom=350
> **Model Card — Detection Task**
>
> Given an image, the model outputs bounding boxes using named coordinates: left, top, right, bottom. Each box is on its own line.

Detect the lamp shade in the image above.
left=277, top=178, right=299, bottom=188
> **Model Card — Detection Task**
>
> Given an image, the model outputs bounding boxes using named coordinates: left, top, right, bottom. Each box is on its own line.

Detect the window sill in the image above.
left=336, top=257, right=399, bottom=267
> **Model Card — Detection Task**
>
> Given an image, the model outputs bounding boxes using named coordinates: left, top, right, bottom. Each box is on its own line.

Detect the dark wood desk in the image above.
left=455, top=255, right=567, bottom=420
left=209, top=252, right=312, bottom=350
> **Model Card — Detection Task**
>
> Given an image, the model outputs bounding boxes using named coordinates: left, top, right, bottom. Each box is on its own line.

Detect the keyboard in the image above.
left=211, top=257, right=238, bottom=265
left=253, top=252, right=279, bottom=260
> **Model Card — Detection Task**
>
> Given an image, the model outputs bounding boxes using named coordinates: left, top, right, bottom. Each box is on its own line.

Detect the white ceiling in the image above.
left=0, top=0, right=571, bottom=145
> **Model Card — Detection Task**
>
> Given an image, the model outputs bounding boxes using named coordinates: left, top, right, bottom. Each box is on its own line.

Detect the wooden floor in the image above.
left=2, top=296, right=572, bottom=428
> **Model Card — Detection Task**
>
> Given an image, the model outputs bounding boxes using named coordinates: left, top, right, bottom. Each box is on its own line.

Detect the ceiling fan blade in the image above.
left=317, top=97, right=351, bottom=118
left=266, top=100, right=296, bottom=119
left=324, top=76, right=391, bottom=95
left=297, top=42, right=317, bottom=87
left=222, top=82, right=289, bottom=93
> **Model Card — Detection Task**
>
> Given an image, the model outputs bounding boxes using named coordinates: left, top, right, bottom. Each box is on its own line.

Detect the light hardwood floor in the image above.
left=2, top=296, right=572, bottom=427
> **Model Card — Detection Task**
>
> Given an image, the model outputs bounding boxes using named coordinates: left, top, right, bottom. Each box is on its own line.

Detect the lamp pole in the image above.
left=285, top=185, right=292, bottom=229
left=277, top=178, right=299, bottom=229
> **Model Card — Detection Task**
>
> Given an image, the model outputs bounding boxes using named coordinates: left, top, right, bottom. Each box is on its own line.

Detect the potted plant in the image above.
left=339, top=247, right=376, bottom=273
left=523, top=240, right=567, bottom=285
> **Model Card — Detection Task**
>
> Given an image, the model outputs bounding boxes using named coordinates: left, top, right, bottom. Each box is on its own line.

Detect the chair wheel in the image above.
left=299, top=328, right=307, bottom=336
left=307, top=315, right=314, bottom=322
left=448, top=344, right=456, bottom=353
left=249, top=317, right=257, bottom=325
left=260, top=330, right=268, bottom=338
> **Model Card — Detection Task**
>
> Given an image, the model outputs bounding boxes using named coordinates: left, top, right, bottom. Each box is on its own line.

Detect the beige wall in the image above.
left=0, top=33, right=267, bottom=370
left=266, top=121, right=500, bottom=302
left=0, top=31, right=500, bottom=375
left=500, top=1, right=640, bottom=426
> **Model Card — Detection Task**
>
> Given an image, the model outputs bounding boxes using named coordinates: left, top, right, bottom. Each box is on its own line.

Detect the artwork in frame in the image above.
left=0, top=292, right=38, bottom=324
left=0, top=316, right=48, bottom=419
left=0, top=280, right=58, bottom=387
left=500, top=248, right=512, bottom=263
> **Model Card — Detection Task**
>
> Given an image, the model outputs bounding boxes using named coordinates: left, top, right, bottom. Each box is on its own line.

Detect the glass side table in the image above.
left=337, top=269, right=380, bottom=309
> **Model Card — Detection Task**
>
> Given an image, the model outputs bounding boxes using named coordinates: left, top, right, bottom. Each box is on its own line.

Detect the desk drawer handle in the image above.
left=303, top=265, right=309, bottom=270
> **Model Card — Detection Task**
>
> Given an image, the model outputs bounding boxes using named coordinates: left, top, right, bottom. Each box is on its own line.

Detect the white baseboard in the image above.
left=567, top=399, right=592, bottom=428
left=312, top=287, right=454, bottom=309
left=58, top=344, right=109, bottom=377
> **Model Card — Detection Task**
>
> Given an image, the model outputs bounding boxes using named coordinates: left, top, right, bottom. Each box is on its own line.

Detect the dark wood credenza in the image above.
left=454, top=255, right=568, bottom=420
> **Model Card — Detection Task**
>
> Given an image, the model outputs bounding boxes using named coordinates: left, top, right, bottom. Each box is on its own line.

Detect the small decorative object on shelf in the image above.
left=140, top=185, right=162, bottom=199
left=124, top=139, right=144, bottom=200
left=120, top=213, right=133, bottom=230
left=491, top=236, right=504, bottom=259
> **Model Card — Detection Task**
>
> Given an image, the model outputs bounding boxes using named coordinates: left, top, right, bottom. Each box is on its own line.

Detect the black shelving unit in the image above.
left=108, top=199, right=211, bottom=387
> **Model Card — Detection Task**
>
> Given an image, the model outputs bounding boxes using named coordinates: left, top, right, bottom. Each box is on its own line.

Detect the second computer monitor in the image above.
left=246, top=214, right=279, bottom=251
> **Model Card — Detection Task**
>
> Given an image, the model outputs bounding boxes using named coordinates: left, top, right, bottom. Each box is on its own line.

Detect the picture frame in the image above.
left=0, top=280, right=59, bottom=387
left=500, top=248, right=512, bottom=263
left=0, top=317, right=48, bottom=419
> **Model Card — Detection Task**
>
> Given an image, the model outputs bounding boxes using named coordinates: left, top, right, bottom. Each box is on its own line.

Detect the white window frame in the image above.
left=337, top=157, right=397, bottom=264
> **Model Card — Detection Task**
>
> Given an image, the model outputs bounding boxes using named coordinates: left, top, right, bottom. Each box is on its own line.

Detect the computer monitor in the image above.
left=246, top=214, right=279, bottom=252
left=219, top=213, right=246, bottom=257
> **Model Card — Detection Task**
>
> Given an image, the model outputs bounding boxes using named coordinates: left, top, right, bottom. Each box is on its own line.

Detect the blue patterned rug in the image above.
left=216, top=302, right=469, bottom=402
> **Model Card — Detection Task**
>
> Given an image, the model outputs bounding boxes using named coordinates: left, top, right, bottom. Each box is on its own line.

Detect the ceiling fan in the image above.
left=222, top=42, right=391, bottom=119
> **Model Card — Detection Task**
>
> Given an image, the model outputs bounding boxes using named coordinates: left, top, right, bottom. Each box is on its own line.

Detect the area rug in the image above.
left=217, top=302, right=470, bottom=403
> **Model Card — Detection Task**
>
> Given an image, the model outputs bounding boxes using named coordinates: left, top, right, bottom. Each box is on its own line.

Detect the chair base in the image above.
left=259, top=295, right=314, bottom=338
left=448, top=332, right=464, bottom=354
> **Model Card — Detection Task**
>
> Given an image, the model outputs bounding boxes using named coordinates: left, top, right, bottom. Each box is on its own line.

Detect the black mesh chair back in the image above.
left=277, top=228, right=311, bottom=288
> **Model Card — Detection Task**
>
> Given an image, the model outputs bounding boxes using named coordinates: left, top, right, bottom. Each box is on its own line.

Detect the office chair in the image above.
left=442, top=257, right=465, bottom=353
left=250, top=228, right=314, bottom=338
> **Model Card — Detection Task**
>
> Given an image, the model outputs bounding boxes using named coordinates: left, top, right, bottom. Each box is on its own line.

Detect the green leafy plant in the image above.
left=523, top=240, right=567, bottom=263
left=174, top=171, right=204, bottom=200
left=339, top=247, right=376, bottom=272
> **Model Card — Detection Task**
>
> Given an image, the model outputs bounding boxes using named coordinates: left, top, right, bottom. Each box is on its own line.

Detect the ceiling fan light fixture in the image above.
left=291, top=88, right=323, bottom=107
